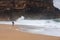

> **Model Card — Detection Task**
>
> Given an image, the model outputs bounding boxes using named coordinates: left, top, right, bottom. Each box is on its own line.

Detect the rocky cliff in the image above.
left=14, top=0, right=60, bottom=20
left=0, top=0, right=60, bottom=20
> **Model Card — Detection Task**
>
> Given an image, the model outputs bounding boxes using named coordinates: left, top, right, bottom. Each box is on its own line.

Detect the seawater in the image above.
left=15, top=18, right=60, bottom=37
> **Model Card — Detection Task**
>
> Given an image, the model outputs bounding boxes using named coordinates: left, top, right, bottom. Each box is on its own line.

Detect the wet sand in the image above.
left=0, top=24, right=60, bottom=40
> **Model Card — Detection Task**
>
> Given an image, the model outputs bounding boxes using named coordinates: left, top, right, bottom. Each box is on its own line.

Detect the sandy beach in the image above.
left=0, top=24, right=60, bottom=40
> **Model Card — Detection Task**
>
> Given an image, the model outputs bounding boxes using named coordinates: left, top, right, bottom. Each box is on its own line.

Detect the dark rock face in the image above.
left=0, top=0, right=60, bottom=20
left=24, top=0, right=54, bottom=12
left=21, top=0, right=60, bottom=19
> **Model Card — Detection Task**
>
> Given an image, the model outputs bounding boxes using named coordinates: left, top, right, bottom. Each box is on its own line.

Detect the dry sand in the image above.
left=0, top=24, right=60, bottom=40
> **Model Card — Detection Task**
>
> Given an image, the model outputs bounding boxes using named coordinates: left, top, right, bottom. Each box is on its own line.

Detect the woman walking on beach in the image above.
left=12, top=21, right=14, bottom=26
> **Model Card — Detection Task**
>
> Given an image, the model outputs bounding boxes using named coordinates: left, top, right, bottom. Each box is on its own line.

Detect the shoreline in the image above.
left=0, top=24, right=60, bottom=40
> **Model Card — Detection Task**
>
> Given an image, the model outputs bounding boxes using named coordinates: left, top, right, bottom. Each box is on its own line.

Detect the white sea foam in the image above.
left=53, top=0, right=60, bottom=9
left=14, top=17, right=60, bottom=37
left=0, top=16, right=60, bottom=37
